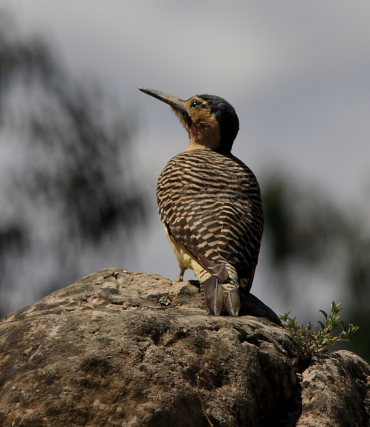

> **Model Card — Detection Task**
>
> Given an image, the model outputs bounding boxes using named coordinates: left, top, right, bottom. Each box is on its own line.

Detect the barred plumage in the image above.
left=157, top=149, right=263, bottom=292
left=140, top=88, right=264, bottom=316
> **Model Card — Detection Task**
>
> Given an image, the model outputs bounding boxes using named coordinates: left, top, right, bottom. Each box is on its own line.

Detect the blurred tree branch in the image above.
left=0, top=10, right=147, bottom=314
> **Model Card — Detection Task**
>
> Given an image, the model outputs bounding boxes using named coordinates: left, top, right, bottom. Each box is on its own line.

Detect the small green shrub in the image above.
left=280, top=301, right=359, bottom=362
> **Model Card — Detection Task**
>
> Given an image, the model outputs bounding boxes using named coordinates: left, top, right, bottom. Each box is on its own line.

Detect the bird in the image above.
left=139, top=88, right=263, bottom=317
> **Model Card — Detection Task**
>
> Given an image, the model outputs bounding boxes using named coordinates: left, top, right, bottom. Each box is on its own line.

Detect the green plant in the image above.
left=280, top=302, right=359, bottom=362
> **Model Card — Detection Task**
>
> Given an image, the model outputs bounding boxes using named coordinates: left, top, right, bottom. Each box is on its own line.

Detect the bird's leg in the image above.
left=177, top=267, right=186, bottom=282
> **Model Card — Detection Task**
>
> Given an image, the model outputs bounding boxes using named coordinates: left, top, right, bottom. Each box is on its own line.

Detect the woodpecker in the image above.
left=139, top=88, right=263, bottom=317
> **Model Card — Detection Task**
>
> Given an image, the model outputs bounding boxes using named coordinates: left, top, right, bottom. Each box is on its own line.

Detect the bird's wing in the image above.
left=157, top=151, right=263, bottom=282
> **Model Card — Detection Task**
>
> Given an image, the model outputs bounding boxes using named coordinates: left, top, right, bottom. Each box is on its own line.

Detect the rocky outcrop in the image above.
left=298, top=351, right=370, bottom=426
left=0, top=268, right=368, bottom=426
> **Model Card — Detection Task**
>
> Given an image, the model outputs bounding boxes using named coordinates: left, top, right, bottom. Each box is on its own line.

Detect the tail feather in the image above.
left=203, top=277, right=240, bottom=317
left=225, top=288, right=241, bottom=317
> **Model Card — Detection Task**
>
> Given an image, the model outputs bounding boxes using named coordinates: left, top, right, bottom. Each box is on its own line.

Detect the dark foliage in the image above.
left=0, top=11, right=147, bottom=314
left=263, top=172, right=370, bottom=362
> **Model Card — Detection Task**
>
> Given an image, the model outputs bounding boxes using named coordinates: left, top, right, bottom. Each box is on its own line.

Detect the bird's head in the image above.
left=139, top=88, right=239, bottom=154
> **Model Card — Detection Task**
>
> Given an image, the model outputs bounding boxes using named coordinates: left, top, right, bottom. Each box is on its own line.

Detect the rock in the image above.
left=296, top=351, right=370, bottom=427
left=0, top=268, right=368, bottom=427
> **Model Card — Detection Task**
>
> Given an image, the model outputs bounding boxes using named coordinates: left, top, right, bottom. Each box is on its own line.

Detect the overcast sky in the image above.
left=3, top=0, right=370, bottom=314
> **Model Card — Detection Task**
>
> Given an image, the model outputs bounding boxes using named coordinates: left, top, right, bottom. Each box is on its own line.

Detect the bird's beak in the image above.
left=139, top=88, right=193, bottom=129
left=139, top=88, right=186, bottom=112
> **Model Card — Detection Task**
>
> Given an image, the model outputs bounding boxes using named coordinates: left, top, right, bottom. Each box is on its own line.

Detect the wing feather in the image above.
left=157, top=150, right=263, bottom=283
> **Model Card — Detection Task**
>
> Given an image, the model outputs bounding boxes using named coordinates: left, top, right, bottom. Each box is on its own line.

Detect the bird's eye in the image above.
left=191, top=100, right=200, bottom=108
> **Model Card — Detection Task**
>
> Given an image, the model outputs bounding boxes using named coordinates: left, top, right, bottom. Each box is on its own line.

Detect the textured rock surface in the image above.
left=297, top=351, right=370, bottom=427
left=0, top=268, right=368, bottom=427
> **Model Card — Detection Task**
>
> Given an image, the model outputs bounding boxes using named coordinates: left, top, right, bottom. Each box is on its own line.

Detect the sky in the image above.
left=2, top=0, right=370, bottom=315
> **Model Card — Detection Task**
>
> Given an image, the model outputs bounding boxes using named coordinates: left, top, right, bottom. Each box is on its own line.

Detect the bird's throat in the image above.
left=190, top=124, right=198, bottom=138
